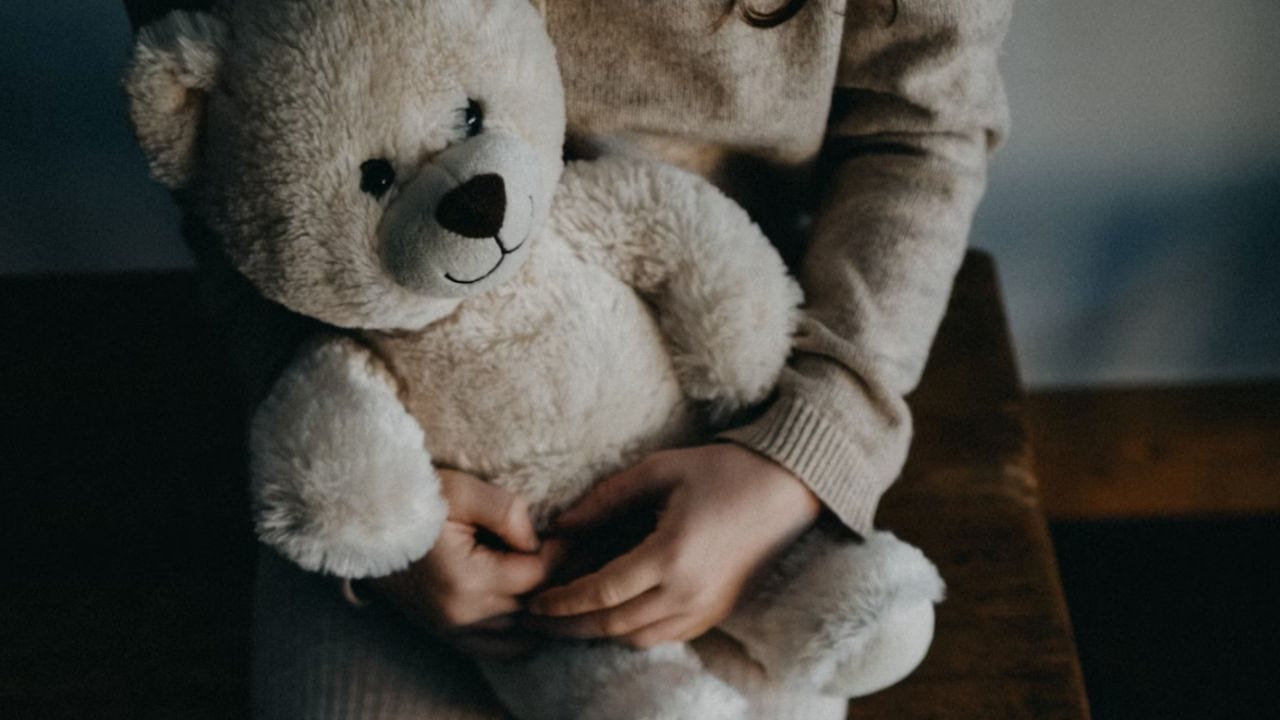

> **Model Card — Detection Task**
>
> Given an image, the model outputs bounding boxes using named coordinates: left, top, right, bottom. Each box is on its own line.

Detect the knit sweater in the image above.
left=545, top=0, right=1011, bottom=533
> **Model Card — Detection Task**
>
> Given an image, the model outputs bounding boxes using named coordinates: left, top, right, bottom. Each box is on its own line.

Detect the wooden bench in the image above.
left=866, top=252, right=1090, bottom=718
left=0, top=251, right=1088, bottom=718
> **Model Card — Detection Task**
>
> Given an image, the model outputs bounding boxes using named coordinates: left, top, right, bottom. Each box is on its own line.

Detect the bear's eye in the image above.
left=464, top=99, right=484, bottom=137
left=359, top=159, right=396, bottom=198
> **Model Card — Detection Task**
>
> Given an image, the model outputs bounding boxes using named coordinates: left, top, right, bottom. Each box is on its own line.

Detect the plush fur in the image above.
left=250, top=336, right=446, bottom=578
left=126, top=1, right=944, bottom=717
left=125, top=10, right=226, bottom=189
left=721, top=527, right=945, bottom=697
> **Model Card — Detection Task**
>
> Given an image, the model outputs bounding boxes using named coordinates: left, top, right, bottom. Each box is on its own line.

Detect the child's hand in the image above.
left=527, top=444, right=821, bottom=648
left=371, top=468, right=564, bottom=658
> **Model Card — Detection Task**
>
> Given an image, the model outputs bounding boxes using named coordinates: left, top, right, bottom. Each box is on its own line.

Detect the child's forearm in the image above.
left=721, top=0, right=1013, bottom=535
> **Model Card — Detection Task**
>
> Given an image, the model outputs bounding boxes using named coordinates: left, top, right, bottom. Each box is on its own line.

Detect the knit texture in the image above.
left=254, top=550, right=848, bottom=719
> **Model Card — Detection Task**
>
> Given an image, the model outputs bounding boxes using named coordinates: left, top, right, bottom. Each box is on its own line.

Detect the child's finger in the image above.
left=555, top=458, right=671, bottom=529
left=527, top=532, right=667, bottom=616
left=622, top=614, right=694, bottom=650
left=439, top=469, right=540, bottom=552
left=434, top=591, right=521, bottom=630
left=488, top=545, right=560, bottom=596
left=464, top=613, right=518, bottom=634
left=524, top=587, right=670, bottom=640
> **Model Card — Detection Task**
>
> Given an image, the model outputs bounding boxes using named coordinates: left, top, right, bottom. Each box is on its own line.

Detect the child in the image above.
left=200, top=0, right=1013, bottom=717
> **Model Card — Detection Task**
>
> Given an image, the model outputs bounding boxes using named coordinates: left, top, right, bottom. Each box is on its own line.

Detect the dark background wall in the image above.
left=2, top=0, right=1277, bottom=387
left=0, top=2, right=187, bottom=273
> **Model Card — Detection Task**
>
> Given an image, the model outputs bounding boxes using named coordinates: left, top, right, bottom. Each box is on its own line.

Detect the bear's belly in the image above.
left=366, top=249, right=698, bottom=525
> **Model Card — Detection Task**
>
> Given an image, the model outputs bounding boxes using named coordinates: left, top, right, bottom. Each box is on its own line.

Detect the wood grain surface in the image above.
left=855, top=253, right=1091, bottom=719
left=1027, top=383, right=1280, bottom=520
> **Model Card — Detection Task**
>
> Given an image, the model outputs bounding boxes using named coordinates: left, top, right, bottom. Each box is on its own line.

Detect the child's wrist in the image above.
left=724, top=441, right=823, bottom=524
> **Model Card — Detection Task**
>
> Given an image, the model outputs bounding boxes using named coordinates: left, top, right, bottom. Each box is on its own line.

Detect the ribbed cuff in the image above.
left=717, top=393, right=881, bottom=535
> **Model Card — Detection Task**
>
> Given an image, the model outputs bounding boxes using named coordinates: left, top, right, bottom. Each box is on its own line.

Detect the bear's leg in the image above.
left=719, top=527, right=944, bottom=698
left=478, top=641, right=748, bottom=720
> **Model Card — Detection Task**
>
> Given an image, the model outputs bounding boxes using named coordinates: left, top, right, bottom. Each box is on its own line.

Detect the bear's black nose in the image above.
left=435, top=173, right=506, bottom=238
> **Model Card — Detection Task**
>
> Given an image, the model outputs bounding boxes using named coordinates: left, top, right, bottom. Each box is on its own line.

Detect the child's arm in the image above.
left=719, top=0, right=1014, bottom=536
left=527, top=0, right=1012, bottom=650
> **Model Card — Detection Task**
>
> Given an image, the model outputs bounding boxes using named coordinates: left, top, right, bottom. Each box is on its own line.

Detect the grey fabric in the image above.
left=253, top=550, right=506, bottom=720
left=253, top=551, right=847, bottom=719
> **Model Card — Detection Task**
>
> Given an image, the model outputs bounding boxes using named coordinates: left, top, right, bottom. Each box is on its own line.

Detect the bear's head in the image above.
left=126, top=0, right=565, bottom=330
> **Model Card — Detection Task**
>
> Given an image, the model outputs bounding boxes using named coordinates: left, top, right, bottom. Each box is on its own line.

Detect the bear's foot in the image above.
left=817, top=596, right=936, bottom=697
left=722, top=529, right=944, bottom=698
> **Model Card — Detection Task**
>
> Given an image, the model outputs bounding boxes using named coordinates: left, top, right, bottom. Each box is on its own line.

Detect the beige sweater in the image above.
left=544, top=0, right=1012, bottom=534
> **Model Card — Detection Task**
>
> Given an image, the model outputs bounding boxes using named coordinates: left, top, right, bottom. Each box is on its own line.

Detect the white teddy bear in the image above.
left=125, top=2, right=943, bottom=718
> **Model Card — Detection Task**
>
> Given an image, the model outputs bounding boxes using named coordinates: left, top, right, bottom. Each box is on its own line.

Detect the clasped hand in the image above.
left=372, top=444, right=821, bottom=657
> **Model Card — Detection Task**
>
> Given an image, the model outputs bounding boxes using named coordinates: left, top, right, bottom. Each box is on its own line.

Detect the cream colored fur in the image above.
left=250, top=337, right=446, bottom=579
left=126, top=1, right=943, bottom=717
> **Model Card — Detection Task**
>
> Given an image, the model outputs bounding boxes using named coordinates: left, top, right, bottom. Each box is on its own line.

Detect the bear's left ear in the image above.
left=124, top=10, right=228, bottom=190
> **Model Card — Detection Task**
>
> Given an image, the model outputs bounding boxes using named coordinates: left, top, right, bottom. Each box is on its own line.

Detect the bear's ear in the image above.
left=124, top=11, right=228, bottom=191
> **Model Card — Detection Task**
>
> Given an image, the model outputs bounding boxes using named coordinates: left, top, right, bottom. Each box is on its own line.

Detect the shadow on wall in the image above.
left=972, top=0, right=1280, bottom=387
left=974, top=168, right=1280, bottom=387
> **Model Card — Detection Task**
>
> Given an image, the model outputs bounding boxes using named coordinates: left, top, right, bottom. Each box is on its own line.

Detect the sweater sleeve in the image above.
left=718, top=0, right=1012, bottom=535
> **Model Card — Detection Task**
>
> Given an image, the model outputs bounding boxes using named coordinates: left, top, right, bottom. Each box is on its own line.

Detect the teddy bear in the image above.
left=124, top=1, right=944, bottom=718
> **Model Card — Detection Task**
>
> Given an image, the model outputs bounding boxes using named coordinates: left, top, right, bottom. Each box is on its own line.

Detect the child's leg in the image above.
left=478, top=640, right=747, bottom=720
left=252, top=549, right=505, bottom=720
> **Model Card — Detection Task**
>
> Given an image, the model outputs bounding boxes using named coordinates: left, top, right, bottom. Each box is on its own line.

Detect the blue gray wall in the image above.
left=3, top=1, right=1277, bottom=387
left=971, top=0, right=1280, bottom=386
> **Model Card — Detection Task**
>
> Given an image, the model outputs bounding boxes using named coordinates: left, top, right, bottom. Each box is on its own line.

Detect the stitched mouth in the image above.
left=443, top=196, right=533, bottom=286
left=444, top=235, right=524, bottom=285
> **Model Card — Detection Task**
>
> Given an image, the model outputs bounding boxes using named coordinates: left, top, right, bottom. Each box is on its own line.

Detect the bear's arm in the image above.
left=249, top=334, right=447, bottom=578
left=552, top=157, right=802, bottom=420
